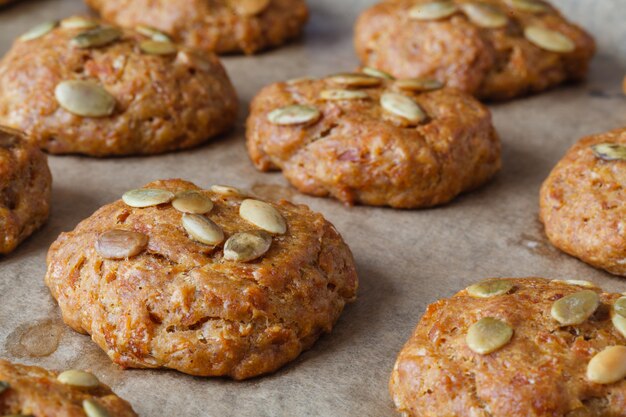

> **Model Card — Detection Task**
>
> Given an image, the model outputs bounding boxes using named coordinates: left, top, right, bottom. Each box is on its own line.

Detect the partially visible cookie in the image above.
left=391, top=277, right=626, bottom=417
left=0, top=359, right=137, bottom=416
left=84, top=0, right=309, bottom=55
left=45, top=179, right=358, bottom=380
left=354, top=0, right=595, bottom=100
left=0, top=126, right=51, bottom=254
left=0, top=18, right=238, bottom=156
left=540, top=127, right=626, bottom=276
left=246, top=71, right=500, bottom=208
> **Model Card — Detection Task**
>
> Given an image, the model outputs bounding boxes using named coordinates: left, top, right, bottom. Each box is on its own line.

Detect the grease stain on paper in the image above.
left=6, top=319, right=64, bottom=358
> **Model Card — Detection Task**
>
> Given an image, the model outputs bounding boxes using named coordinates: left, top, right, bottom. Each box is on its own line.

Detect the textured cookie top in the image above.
left=0, top=360, right=137, bottom=416
left=45, top=179, right=357, bottom=380
left=540, top=127, right=626, bottom=276
left=0, top=17, right=238, bottom=156
left=390, top=277, right=626, bottom=417
left=246, top=71, right=500, bottom=208
left=85, top=0, right=309, bottom=55
left=355, top=0, right=595, bottom=100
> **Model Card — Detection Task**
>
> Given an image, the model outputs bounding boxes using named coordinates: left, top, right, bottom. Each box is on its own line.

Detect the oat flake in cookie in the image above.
left=354, top=0, right=595, bottom=100
left=0, top=359, right=137, bottom=416
left=45, top=179, right=358, bottom=380
left=246, top=71, right=500, bottom=208
left=390, top=277, right=626, bottom=417
left=0, top=18, right=238, bottom=156
left=0, top=126, right=51, bottom=254
left=84, top=0, right=309, bottom=55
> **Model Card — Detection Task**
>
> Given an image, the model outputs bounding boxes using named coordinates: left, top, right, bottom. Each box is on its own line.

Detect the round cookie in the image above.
left=246, top=71, right=500, bottom=208
left=0, top=126, right=51, bottom=254
left=0, top=359, right=137, bottom=416
left=354, top=0, right=596, bottom=101
left=540, top=127, right=626, bottom=276
left=84, top=0, right=309, bottom=55
left=45, top=179, right=358, bottom=380
left=0, top=17, right=238, bottom=156
left=390, top=277, right=626, bottom=417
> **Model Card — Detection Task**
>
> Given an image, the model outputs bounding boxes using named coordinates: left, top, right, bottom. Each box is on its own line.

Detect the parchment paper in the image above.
left=0, top=1, right=625, bottom=416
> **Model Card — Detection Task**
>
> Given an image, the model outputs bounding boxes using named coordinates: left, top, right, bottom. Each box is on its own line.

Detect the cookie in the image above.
left=0, top=359, right=137, bottom=416
left=0, top=18, right=238, bottom=156
left=354, top=0, right=595, bottom=100
left=390, top=277, right=626, bottom=417
left=540, top=127, right=626, bottom=276
left=246, top=72, right=500, bottom=208
left=84, top=0, right=309, bottom=55
left=45, top=179, right=358, bottom=380
left=0, top=126, right=51, bottom=254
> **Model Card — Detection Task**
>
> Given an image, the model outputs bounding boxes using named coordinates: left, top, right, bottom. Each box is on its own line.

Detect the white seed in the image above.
left=57, top=370, right=100, bottom=388
left=267, top=105, right=321, bottom=126
left=524, top=26, right=575, bottom=53
left=54, top=80, right=116, bottom=118
left=327, top=73, right=382, bottom=88
left=409, top=1, right=458, bottom=20
left=505, top=0, right=550, bottom=13
left=563, top=279, right=598, bottom=289
left=223, top=231, right=272, bottom=262
left=211, top=185, right=244, bottom=196
left=83, top=399, right=111, bottom=417
left=227, top=0, right=271, bottom=16
left=139, top=40, right=177, bottom=55
left=320, top=89, right=369, bottom=101
left=71, top=26, right=122, bottom=48
left=286, top=77, right=315, bottom=85
left=551, top=290, right=599, bottom=326
left=612, top=313, right=626, bottom=339
left=380, top=92, right=427, bottom=125
left=172, top=191, right=214, bottom=214
left=95, top=230, right=148, bottom=260
left=182, top=214, right=224, bottom=245
left=60, top=16, right=98, bottom=30
left=362, top=67, right=395, bottom=80
left=466, top=279, right=513, bottom=298
left=461, top=3, right=508, bottom=28
left=239, top=199, right=287, bottom=234
left=122, top=188, right=174, bottom=208
left=394, top=78, right=444, bottom=92
left=466, top=317, right=513, bottom=354
left=615, top=297, right=626, bottom=318
left=136, top=25, right=171, bottom=42
left=591, top=143, right=626, bottom=162
left=19, top=21, right=57, bottom=41
left=587, top=346, right=626, bottom=384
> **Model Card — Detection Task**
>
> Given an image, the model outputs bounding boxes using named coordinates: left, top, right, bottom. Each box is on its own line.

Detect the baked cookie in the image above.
left=390, top=277, right=626, bottom=417
left=45, top=179, right=357, bottom=380
left=540, top=127, right=626, bottom=276
left=246, top=71, right=500, bottom=208
left=0, top=126, right=51, bottom=254
left=354, top=0, right=595, bottom=100
left=0, top=17, right=238, bottom=156
left=0, top=359, right=137, bottom=416
left=84, top=0, right=309, bottom=55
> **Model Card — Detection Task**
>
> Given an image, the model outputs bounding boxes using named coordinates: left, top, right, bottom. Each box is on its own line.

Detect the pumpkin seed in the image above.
left=239, top=199, right=287, bottom=234
left=57, top=370, right=100, bottom=388
left=223, top=231, right=272, bottom=262
left=136, top=25, right=171, bottom=42
left=362, top=67, right=395, bottom=80
left=394, top=78, right=444, bottom=92
left=320, top=89, right=369, bottom=101
left=122, top=188, right=175, bottom=207
left=19, top=21, right=57, bottom=41
left=551, top=290, right=599, bottom=326
left=83, top=399, right=111, bottom=417
left=227, top=0, right=270, bottom=16
left=139, top=40, right=177, bottom=55
left=587, top=346, right=626, bottom=384
left=54, top=80, right=116, bottom=118
left=267, top=105, right=321, bottom=126
left=563, top=280, right=597, bottom=289
left=466, top=317, right=513, bottom=354
left=328, top=73, right=382, bottom=88
left=172, top=191, right=214, bottom=214
left=60, top=16, right=98, bottom=30
left=467, top=279, right=513, bottom=298
left=461, top=3, right=508, bottom=28
left=505, top=0, right=549, bottom=13
left=409, top=1, right=458, bottom=20
left=380, top=92, right=427, bottom=125
left=71, top=26, right=122, bottom=48
left=95, top=230, right=148, bottom=260
left=0, top=381, right=9, bottom=394
left=591, top=143, right=626, bottom=162
left=524, top=26, right=575, bottom=53
left=182, top=214, right=224, bottom=245
left=612, top=313, right=626, bottom=338
left=614, top=297, right=626, bottom=318
left=211, top=185, right=243, bottom=196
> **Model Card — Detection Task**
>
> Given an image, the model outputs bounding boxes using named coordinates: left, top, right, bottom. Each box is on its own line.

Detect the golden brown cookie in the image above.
left=84, top=0, right=309, bottom=55
left=45, top=179, right=358, bottom=380
left=246, top=72, right=500, bottom=208
left=0, top=18, right=238, bottom=156
left=0, top=359, right=137, bottom=416
left=390, top=277, right=626, bottom=417
left=354, top=0, right=595, bottom=100
left=540, top=127, right=626, bottom=276
left=0, top=126, right=51, bottom=254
